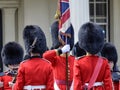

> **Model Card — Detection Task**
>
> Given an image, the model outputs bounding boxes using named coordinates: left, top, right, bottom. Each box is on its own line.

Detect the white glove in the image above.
left=61, top=44, right=70, bottom=53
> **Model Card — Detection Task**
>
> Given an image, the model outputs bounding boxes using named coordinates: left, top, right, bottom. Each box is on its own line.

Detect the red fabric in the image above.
left=14, top=58, right=54, bottom=90
left=88, top=57, right=103, bottom=90
left=113, top=81, right=119, bottom=90
left=1, top=75, right=12, bottom=90
left=73, top=55, right=113, bottom=90
left=43, top=50, right=74, bottom=90
left=0, top=76, right=3, bottom=90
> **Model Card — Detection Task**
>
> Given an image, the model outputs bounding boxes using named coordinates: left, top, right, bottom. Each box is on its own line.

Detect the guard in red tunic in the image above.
left=13, top=25, right=54, bottom=90
left=0, top=72, right=4, bottom=90
left=73, top=22, right=113, bottom=90
left=101, top=42, right=120, bottom=90
left=1, top=42, right=24, bottom=90
left=43, top=15, right=74, bottom=89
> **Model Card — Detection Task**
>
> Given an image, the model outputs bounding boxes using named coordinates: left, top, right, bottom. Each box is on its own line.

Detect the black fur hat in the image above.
left=23, top=25, right=47, bottom=56
left=101, top=42, right=118, bottom=70
left=51, top=21, right=62, bottom=49
left=1, top=42, right=24, bottom=67
left=78, top=22, right=104, bottom=54
left=72, top=41, right=86, bottom=57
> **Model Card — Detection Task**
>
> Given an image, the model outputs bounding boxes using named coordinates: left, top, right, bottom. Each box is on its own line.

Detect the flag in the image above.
left=58, top=1, right=74, bottom=90
left=59, top=0, right=70, bottom=33
left=58, top=0, right=74, bottom=48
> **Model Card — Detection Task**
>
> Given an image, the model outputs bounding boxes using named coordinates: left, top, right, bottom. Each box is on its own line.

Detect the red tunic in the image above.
left=14, top=57, right=54, bottom=90
left=73, top=55, right=113, bottom=90
left=1, top=75, right=12, bottom=90
left=43, top=50, right=75, bottom=90
left=0, top=76, right=3, bottom=90
left=113, top=81, right=119, bottom=90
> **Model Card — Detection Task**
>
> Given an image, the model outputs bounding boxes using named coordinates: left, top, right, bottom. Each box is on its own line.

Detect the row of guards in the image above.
left=0, top=0, right=120, bottom=90
left=52, top=0, right=120, bottom=90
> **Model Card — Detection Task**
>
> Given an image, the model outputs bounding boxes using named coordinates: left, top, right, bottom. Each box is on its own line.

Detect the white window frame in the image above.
left=89, top=0, right=109, bottom=41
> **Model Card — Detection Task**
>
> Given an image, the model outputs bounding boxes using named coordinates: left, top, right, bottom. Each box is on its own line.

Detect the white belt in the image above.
left=85, top=82, right=103, bottom=87
left=24, top=85, right=46, bottom=90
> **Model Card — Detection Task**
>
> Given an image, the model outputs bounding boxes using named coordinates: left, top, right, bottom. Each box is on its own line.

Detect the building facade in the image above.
left=0, top=0, right=120, bottom=71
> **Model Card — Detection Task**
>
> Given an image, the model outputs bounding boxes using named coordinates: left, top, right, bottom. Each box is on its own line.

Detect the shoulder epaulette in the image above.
left=75, top=55, right=85, bottom=60
left=42, top=58, right=51, bottom=64
left=21, top=59, right=29, bottom=63
left=69, top=54, right=75, bottom=57
left=100, top=56, right=107, bottom=60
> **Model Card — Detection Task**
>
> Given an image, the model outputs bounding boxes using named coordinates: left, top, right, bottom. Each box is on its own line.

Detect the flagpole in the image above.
left=65, top=36, right=69, bottom=90
left=66, top=52, right=69, bottom=90
left=58, top=0, right=70, bottom=89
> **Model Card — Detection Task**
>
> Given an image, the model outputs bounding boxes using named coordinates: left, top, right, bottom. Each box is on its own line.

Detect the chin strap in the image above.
left=29, top=37, right=37, bottom=53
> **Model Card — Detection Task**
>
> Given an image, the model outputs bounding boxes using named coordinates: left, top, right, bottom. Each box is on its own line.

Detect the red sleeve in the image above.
left=46, top=65, right=54, bottom=90
left=43, top=50, right=58, bottom=66
left=73, top=60, right=82, bottom=90
left=113, top=82, right=119, bottom=90
left=2, top=75, right=12, bottom=90
left=13, top=63, right=25, bottom=90
left=103, top=61, right=113, bottom=90
left=0, top=76, right=3, bottom=90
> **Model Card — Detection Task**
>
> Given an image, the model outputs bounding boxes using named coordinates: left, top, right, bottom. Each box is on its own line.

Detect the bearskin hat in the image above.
left=78, top=22, right=104, bottom=54
left=72, top=41, right=86, bottom=57
left=101, top=42, right=118, bottom=70
left=51, top=21, right=74, bottom=50
left=23, top=25, right=47, bottom=56
left=1, top=42, right=24, bottom=67
left=51, top=21, right=62, bottom=49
